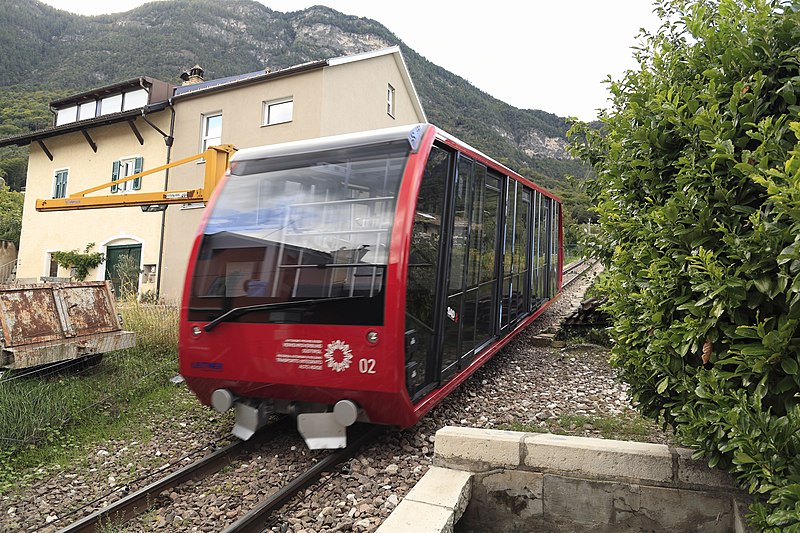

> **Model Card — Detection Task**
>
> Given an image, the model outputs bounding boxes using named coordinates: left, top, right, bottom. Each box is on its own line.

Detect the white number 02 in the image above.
left=358, top=358, right=377, bottom=374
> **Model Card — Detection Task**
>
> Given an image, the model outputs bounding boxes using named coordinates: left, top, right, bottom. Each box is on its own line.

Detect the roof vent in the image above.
left=180, top=65, right=205, bottom=85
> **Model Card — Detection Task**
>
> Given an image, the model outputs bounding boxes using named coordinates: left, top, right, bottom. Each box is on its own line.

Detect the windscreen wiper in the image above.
left=203, top=295, right=369, bottom=332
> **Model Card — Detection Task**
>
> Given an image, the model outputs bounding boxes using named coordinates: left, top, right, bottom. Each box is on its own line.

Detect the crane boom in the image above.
left=35, top=144, right=236, bottom=212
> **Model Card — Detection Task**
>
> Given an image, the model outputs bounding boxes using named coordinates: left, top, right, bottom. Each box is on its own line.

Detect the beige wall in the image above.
left=160, top=70, right=327, bottom=299
left=321, top=54, right=423, bottom=135
left=17, top=113, right=170, bottom=290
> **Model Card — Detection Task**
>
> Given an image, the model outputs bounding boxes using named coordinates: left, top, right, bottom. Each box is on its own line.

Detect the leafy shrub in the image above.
left=0, top=185, right=22, bottom=248
left=52, top=243, right=104, bottom=281
left=569, top=1, right=800, bottom=529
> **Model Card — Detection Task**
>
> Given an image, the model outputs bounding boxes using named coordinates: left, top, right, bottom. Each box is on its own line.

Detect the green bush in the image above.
left=569, top=1, right=800, bottom=529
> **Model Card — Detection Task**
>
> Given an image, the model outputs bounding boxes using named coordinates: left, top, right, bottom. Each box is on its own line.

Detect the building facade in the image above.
left=0, top=47, right=425, bottom=300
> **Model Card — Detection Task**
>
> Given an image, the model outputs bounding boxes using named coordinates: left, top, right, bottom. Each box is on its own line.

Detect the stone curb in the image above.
left=433, top=426, right=736, bottom=490
left=379, top=426, right=749, bottom=532
left=376, top=467, right=471, bottom=533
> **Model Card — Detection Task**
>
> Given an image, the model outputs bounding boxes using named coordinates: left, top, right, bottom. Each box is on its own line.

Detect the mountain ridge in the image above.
left=0, top=0, right=590, bottom=210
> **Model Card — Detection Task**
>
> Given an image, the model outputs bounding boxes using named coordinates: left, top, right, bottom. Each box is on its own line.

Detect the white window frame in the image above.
left=111, top=156, right=143, bottom=193
left=201, top=112, right=223, bottom=153
left=262, top=98, right=293, bottom=126
left=44, top=249, right=61, bottom=279
left=53, top=168, right=69, bottom=199
left=387, top=84, right=396, bottom=118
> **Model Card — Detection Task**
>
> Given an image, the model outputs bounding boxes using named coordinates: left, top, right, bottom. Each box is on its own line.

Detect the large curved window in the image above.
left=188, top=141, right=409, bottom=326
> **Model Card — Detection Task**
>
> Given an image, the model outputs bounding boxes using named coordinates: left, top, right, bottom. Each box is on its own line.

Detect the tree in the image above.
left=0, top=184, right=23, bottom=247
left=569, top=1, right=800, bottom=530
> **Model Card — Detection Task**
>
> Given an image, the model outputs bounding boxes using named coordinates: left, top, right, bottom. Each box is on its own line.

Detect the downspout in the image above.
left=140, top=75, right=178, bottom=300
left=139, top=82, right=176, bottom=298
left=155, top=98, right=175, bottom=299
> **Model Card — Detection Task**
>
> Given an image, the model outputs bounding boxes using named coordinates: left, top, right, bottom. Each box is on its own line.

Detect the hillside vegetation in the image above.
left=0, top=0, right=592, bottom=225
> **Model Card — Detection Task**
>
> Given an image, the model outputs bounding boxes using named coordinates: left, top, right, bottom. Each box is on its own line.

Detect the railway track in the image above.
left=53, top=420, right=380, bottom=533
left=223, top=424, right=381, bottom=533
left=38, top=259, right=595, bottom=533
left=562, top=258, right=598, bottom=288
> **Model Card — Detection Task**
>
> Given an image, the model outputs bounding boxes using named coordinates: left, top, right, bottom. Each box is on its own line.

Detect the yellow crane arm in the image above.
left=35, top=144, right=236, bottom=211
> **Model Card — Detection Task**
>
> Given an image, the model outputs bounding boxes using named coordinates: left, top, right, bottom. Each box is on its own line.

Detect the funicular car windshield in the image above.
left=188, top=140, right=410, bottom=326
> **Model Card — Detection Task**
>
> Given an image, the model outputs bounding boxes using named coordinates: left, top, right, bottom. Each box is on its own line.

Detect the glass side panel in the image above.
left=500, top=180, right=515, bottom=329
left=405, top=145, right=449, bottom=397
left=188, top=141, right=409, bottom=326
left=514, top=189, right=530, bottom=319
left=442, top=155, right=474, bottom=373
left=474, top=174, right=501, bottom=346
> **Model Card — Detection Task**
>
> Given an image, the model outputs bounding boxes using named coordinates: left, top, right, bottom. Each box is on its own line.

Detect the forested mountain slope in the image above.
left=0, top=0, right=592, bottom=220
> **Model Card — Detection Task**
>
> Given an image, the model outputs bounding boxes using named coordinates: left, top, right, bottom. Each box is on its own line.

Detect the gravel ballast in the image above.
left=1, top=263, right=668, bottom=532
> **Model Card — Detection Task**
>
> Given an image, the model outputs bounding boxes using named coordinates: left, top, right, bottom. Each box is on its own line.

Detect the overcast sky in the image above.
left=38, top=0, right=662, bottom=122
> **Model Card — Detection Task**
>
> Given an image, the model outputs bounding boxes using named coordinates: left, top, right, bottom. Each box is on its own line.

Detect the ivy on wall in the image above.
left=52, top=243, right=104, bottom=281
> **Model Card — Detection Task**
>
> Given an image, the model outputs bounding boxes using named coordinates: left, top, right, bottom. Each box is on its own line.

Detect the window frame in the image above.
left=387, top=83, right=396, bottom=118
left=201, top=112, right=223, bottom=153
left=111, top=156, right=143, bottom=193
left=54, top=88, right=151, bottom=126
left=262, top=97, right=294, bottom=126
left=52, top=168, right=69, bottom=199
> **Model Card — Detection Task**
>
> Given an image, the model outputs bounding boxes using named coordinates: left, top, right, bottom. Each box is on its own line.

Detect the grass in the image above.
left=0, top=298, right=183, bottom=492
left=500, top=412, right=666, bottom=443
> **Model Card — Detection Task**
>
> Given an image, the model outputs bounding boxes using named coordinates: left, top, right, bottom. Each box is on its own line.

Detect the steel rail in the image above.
left=562, top=259, right=598, bottom=289
left=562, top=258, right=587, bottom=276
left=222, top=424, right=382, bottom=533
left=56, top=418, right=290, bottom=533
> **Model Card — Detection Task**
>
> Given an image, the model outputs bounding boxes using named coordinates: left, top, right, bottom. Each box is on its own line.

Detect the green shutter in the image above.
left=133, top=157, right=143, bottom=190
left=53, top=170, right=68, bottom=199
left=111, top=160, right=120, bottom=193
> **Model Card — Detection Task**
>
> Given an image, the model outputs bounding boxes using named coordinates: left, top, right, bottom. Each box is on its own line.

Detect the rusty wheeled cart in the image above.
left=0, top=281, right=135, bottom=369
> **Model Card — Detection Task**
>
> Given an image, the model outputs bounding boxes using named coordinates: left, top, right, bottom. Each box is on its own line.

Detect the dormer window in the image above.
left=55, top=107, right=78, bottom=126
left=100, top=94, right=123, bottom=115
left=53, top=88, right=153, bottom=126
left=123, top=89, right=148, bottom=111
left=78, top=101, right=96, bottom=121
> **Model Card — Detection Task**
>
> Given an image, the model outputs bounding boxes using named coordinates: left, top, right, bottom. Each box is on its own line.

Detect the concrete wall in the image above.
left=321, top=53, right=422, bottom=136
left=17, top=112, right=170, bottom=292
left=379, top=427, right=752, bottom=533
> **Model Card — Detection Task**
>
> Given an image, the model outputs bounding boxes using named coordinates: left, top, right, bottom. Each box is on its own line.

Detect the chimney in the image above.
left=180, top=65, right=205, bottom=85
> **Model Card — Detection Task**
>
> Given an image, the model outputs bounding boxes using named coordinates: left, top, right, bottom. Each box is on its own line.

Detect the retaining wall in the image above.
left=378, top=426, right=751, bottom=533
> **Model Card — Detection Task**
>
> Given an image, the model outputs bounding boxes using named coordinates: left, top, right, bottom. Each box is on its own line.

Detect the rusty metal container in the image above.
left=0, top=281, right=136, bottom=369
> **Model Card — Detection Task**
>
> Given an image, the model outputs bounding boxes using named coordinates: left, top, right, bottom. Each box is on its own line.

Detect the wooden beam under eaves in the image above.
left=82, top=130, right=97, bottom=153
left=37, top=140, right=54, bottom=161
left=128, top=119, right=144, bottom=145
